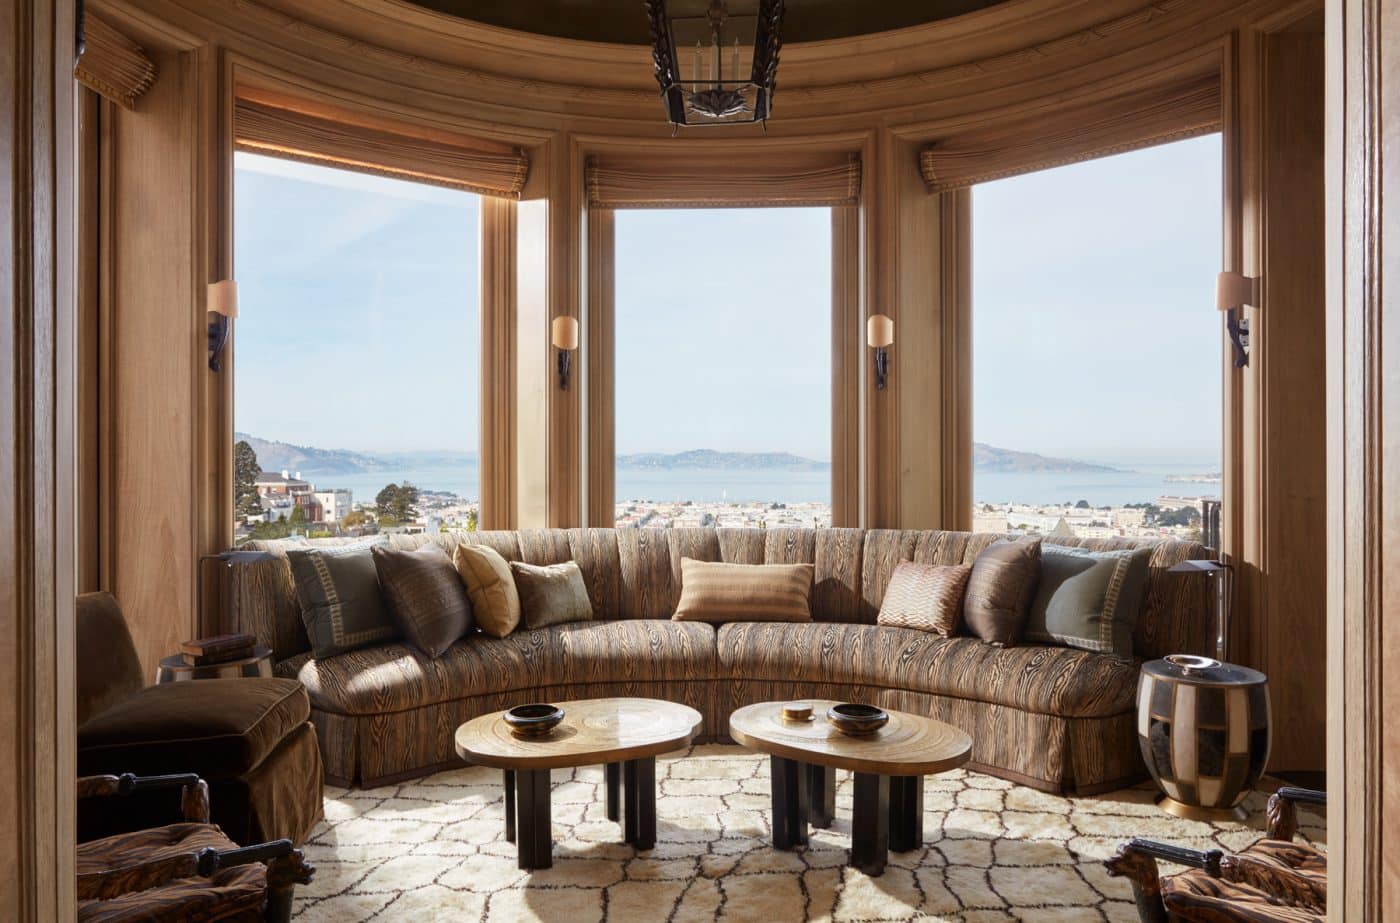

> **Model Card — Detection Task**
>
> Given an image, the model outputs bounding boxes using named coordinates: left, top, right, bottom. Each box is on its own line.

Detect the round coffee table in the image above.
left=454, top=697, right=702, bottom=870
left=729, top=700, right=972, bottom=877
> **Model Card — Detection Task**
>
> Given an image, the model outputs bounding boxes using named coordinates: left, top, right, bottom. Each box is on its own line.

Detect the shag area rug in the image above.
left=291, top=744, right=1324, bottom=922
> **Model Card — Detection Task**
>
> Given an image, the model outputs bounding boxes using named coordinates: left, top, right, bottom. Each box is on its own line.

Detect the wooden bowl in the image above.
left=826, top=703, right=889, bottom=737
left=504, top=703, right=565, bottom=738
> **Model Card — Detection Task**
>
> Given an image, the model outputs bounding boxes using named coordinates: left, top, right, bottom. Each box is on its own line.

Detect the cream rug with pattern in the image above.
left=291, top=745, right=1324, bottom=922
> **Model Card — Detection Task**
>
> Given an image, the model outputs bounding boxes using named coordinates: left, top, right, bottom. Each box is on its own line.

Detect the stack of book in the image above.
left=179, top=633, right=257, bottom=666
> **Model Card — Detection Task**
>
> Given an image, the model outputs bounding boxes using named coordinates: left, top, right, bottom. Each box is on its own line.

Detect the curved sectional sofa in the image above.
left=222, top=527, right=1212, bottom=794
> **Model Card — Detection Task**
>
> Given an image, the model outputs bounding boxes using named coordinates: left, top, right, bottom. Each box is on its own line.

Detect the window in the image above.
left=970, top=135, right=1223, bottom=543
left=613, top=208, right=832, bottom=529
left=232, top=153, right=481, bottom=541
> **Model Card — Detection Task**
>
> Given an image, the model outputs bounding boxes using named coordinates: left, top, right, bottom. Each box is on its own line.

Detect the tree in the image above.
left=234, top=440, right=264, bottom=520
left=375, top=482, right=420, bottom=524
left=342, top=509, right=368, bottom=530
left=465, top=507, right=479, bottom=532
left=1074, top=499, right=1090, bottom=509
left=288, top=504, right=307, bottom=527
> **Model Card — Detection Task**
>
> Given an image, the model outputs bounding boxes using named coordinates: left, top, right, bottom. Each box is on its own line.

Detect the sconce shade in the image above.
left=551, top=316, right=579, bottom=351
left=208, top=279, right=239, bottom=318
left=1215, top=271, right=1258, bottom=311
left=867, top=314, right=894, bottom=348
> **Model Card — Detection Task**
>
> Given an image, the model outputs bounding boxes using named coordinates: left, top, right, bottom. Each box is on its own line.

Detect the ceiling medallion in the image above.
left=645, top=0, right=785, bottom=129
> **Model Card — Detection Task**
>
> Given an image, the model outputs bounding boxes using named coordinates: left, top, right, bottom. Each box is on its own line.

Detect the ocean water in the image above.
left=299, top=462, right=1219, bottom=509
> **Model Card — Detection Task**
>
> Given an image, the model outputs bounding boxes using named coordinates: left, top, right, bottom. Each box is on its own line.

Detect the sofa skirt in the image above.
left=312, top=679, right=1145, bottom=794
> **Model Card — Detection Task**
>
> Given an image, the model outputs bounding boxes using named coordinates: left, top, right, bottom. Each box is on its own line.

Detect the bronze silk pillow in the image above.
left=453, top=543, right=521, bottom=638
left=1025, top=544, right=1153, bottom=657
left=510, top=561, right=594, bottom=630
left=963, top=538, right=1042, bottom=646
left=286, top=538, right=395, bottom=659
left=672, top=559, right=814, bottom=624
left=372, top=543, right=474, bottom=658
left=877, top=562, right=973, bottom=636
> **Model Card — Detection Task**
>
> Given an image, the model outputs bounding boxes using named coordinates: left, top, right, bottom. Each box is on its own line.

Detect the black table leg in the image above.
left=770, top=755, right=809, bottom=849
left=808, top=763, right=835, bottom=829
left=850, top=772, right=889, bottom=876
left=515, top=768, right=552, bottom=870
left=503, top=769, right=516, bottom=844
left=888, top=774, right=924, bottom=852
left=605, top=762, right=621, bottom=822
left=622, top=757, right=657, bottom=850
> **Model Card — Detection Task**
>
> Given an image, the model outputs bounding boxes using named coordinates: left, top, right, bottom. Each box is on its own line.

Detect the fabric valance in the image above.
left=918, top=73, right=1221, bottom=193
left=233, top=101, right=529, bottom=199
left=586, top=153, right=861, bottom=209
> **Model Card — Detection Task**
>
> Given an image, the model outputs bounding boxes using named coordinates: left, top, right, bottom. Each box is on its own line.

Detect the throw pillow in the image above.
left=286, top=539, right=395, bottom=659
left=1025, top=544, right=1153, bottom=657
left=454, top=543, right=521, bottom=638
left=672, top=559, right=814, bottom=624
left=877, top=562, right=973, bottom=636
left=963, top=538, right=1042, bottom=646
left=510, top=561, right=594, bottom=630
left=372, top=543, right=474, bottom=658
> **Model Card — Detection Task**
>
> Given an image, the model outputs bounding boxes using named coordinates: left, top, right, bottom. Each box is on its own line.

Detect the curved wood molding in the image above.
left=918, top=70, right=1221, bottom=191
left=75, top=11, right=157, bottom=110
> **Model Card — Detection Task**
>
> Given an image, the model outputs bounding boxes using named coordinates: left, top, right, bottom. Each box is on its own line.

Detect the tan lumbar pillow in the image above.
left=453, top=543, right=521, bottom=638
left=672, top=558, right=814, bottom=624
left=877, top=562, right=973, bottom=636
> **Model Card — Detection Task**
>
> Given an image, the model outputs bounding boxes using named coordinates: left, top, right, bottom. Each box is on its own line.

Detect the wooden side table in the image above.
left=156, top=646, right=273, bottom=683
left=1138, top=654, right=1271, bottom=821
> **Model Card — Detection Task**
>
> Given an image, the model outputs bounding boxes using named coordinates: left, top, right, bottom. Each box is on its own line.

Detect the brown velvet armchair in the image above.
left=77, top=771, right=314, bottom=922
left=1105, top=787, right=1326, bottom=923
left=76, top=592, right=324, bottom=846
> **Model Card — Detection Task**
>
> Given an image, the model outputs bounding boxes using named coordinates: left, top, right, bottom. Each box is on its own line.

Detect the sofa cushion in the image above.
left=77, top=678, right=310, bottom=779
left=673, top=559, right=814, bottom=624
left=278, top=620, right=720, bottom=715
left=512, top=560, right=595, bottom=629
left=1026, top=544, right=1153, bottom=657
left=963, top=538, right=1042, bottom=646
left=877, top=562, right=972, bottom=636
left=374, top=544, right=474, bottom=658
left=287, top=541, right=396, bottom=659
left=716, top=622, right=1138, bottom=718
left=454, top=543, right=521, bottom=638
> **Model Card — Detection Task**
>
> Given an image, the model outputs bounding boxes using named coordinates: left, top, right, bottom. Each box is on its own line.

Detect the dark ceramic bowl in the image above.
left=826, top=703, right=889, bottom=737
left=504, top=703, right=565, bottom=738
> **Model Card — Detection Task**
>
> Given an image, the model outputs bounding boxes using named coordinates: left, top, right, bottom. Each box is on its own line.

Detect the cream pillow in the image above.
left=453, top=543, right=521, bottom=638
left=672, top=558, right=813, bottom=624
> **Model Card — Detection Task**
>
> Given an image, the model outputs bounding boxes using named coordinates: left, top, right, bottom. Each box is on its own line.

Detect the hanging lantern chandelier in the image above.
left=645, top=0, right=785, bottom=128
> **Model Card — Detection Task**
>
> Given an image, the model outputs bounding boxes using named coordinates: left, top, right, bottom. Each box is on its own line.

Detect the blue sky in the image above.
left=235, top=133, right=1221, bottom=468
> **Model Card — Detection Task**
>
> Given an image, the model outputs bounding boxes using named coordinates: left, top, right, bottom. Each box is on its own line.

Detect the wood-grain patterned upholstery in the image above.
left=1161, top=838, right=1327, bottom=922
left=231, top=528, right=1211, bottom=791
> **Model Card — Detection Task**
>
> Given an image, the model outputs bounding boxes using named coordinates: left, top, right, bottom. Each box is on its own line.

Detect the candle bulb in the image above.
left=732, top=37, right=740, bottom=82
left=694, top=41, right=702, bottom=91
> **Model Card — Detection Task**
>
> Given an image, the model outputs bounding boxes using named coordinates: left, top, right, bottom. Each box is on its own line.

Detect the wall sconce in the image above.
left=867, top=314, right=894, bottom=390
left=207, top=279, right=239, bottom=372
left=1216, top=271, right=1259, bottom=368
left=552, top=316, right=579, bottom=390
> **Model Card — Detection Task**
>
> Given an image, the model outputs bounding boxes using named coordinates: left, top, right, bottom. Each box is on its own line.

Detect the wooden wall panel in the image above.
left=1, top=0, right=78, bottom=917
left=585, top=207, right=614, bottom=527
left=480, top=197, right=518, bottom=529
left=107, top=45, right=203, bottom=677
left=1230, top=15, right=1327, bottom=773
left=1327, top=0, right=1399, bottom=916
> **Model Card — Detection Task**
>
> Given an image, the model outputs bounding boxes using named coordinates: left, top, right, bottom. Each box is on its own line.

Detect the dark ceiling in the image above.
left=404, top=0, right=1012, bottom=44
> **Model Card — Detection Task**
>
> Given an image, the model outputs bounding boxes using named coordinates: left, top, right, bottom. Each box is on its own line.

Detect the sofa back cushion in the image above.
left=673, top=559, right=814, bottom=623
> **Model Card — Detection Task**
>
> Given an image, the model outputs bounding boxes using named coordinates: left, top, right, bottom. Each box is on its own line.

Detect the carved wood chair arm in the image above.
left=1266, top=786, right=1325, bottom=841
left=76, top=772, right=211, bottom=823
left=1105, top=839, right=1223, bottom=923
left=1219, top=852, right=1327, bottom=913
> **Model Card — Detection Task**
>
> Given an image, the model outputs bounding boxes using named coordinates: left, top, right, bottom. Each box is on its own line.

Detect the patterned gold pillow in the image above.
left=672, top=559, right=813, bottom=624
left=877, top=562, right=972, bottom=636
left=454, top=543, right=521, bottom=638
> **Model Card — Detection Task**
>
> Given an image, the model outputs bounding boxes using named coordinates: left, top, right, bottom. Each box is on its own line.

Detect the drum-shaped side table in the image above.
left=156, top=646, right=273, bottom=683
left=1138, top=655, right=1270, bottom=821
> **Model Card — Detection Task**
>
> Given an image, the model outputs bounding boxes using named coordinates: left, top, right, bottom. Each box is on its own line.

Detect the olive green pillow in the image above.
left=510, top=560, right=594, bottom=630
left=1025, top=544, right=1153, bottom=657
left=963, top=538, right=1042, bottom=646
left=453, top=543, right=521, bottom=638
left=286, top=539, right=395, bottom=659
left=372, top=544, right=474, bottom=658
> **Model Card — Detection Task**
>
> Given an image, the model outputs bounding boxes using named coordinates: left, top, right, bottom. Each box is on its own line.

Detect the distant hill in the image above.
left=237, top=434, right=1115, bottom=476
left=973, top=443, right=1118, bottom=473
left=235, top=433, right=475, bottom=476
